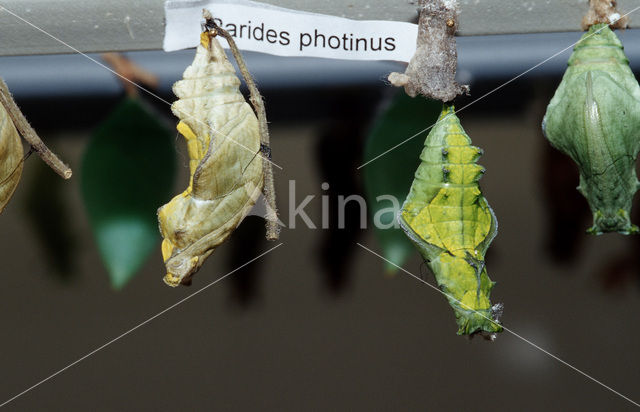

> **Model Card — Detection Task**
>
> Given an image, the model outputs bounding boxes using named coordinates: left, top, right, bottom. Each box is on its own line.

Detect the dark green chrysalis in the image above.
left=542, top=24, right=640, bottom=234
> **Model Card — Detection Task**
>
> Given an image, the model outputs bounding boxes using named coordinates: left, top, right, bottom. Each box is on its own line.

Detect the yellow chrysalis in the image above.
left=158, top=31, right=263, bottom=287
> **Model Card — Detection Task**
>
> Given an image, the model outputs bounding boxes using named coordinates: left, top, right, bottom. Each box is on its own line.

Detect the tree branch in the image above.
left=0, top=79, right=72, bottom=179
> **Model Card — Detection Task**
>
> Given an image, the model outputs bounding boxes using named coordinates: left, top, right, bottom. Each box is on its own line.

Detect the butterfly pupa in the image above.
left=399, top=104, right=502, bottom=336
left=543, top=24, right=640, bottom=234
left=157, top=30, right=263, bottom=287
left=0, top=103, right=23, bottom=213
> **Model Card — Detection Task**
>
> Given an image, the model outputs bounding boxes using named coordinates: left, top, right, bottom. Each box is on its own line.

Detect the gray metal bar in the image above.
left=3, top=30, right=639, bottom=99
left=0, top=0, right=639, bottom=56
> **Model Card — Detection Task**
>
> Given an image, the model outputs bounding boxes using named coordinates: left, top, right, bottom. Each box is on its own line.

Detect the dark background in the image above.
left=1, top=30, right=640, bottom=410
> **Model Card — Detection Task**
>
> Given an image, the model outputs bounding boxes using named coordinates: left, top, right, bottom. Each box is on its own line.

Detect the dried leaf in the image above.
left=0, top=104, right=23, bottom=213
left=158, top=32, right=263, bottom=287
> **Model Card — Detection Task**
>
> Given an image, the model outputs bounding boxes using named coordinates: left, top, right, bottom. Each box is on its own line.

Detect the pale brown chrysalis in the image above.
left=0, top=102, right=23, bottom=213
left=158, top=22, right=264, bottom=287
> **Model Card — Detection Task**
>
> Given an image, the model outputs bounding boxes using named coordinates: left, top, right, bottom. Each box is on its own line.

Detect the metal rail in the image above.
left=1, top=29, right=638, bottom=99
left=0, top=0, right=638, bottom=56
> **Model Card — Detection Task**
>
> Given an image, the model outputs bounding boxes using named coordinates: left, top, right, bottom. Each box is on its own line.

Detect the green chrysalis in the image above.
left=542, top=24, right=640, bottom=235
left=399, top=104, right=502, bottom=336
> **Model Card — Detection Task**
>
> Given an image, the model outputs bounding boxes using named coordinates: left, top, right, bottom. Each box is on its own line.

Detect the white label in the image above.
left=164, top=0, right=417, bottom=62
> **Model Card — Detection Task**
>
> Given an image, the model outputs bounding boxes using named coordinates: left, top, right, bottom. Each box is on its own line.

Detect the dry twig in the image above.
left=388, top=0, right=468, bottom=102
left=101, top=53, right=159, bottom=97
left=582, top=0, right=628, bottom=30
left=0, top=79, right=72, bottom=179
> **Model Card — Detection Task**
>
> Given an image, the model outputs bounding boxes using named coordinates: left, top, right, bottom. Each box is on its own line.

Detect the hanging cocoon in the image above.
left=158, top=32, right=263, bottom=286
left=543, top=24, right=640, bottom=234
left=399, top=105, right=502, bottom=336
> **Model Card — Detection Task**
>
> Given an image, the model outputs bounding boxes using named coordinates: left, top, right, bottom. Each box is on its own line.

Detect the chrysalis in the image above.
left=0, top=103, right=23, bottom=213
left=399, top=105, right=502, bottom=336
left=542, top=24, right=640, bottom=234
left=157, top=31, right=263, bottom=287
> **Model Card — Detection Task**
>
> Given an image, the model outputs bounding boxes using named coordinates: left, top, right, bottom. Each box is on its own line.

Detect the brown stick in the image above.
left=582, top=0, right=628, bottom=30
left=101, top=53, right=160, bottom=98
left=203, top=9, right=280, bottom=241
left=0, top=79, right=72, bottom=179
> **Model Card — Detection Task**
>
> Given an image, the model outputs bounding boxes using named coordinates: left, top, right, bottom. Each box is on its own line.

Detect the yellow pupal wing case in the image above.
left=0, top=104, right=23, bottom=213
left=158, top=32, right=263, bottom=287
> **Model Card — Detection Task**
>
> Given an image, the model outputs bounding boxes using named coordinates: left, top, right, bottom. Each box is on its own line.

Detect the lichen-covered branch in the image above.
left=388, top=0, right=468, bottom=102
left=582, top=0, right=628, bottom=30
left=0, top=79, right=72, bottom=179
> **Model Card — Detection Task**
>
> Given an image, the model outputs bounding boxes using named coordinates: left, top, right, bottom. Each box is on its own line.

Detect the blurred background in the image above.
left=1, top=25, right=640, bottom=411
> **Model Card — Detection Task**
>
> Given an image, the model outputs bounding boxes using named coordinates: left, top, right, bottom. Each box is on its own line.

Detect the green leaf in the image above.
left=363, top=91, right=441, bottom=273
left=81, top=97, right=176, bottom=289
